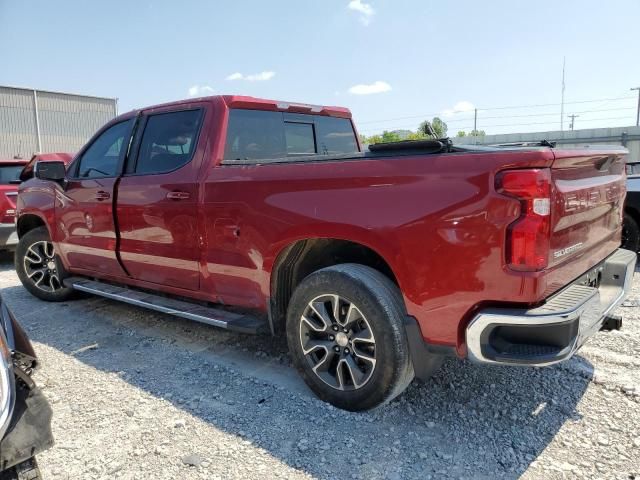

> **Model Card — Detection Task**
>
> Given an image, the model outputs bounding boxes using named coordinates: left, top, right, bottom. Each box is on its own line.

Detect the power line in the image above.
left=358, top=114, right=636, bottom=134
left=357, top=95, right=636, bottom=125
left=362, top=106, right=637, bottom=130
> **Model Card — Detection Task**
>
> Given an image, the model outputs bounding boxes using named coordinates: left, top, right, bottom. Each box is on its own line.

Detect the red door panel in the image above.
left=56, top=178, right=125, bottom=276
left=55, top=118, right=133, bottom=276
left=116, top=175, right=200, bottom=289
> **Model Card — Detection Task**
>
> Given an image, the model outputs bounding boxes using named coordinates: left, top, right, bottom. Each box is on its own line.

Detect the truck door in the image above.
left=56, top=119, right=133, bottom=276
left=115, top=107, right=206, bottom=291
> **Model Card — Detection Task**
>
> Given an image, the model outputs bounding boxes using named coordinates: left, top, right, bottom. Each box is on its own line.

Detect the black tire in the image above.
left=286, top=264, right=415, bottom=411
left=15, top=227, right=74, bottom=302
left=0, top=458, right=42, bottom=480
left=622, top=213, right=640, bottom=252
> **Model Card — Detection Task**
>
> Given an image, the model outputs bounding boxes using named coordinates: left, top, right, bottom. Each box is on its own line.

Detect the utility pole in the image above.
left=632, top=87, right=640, bottom=127
left=568, top=114, right=579, bottom=131
left=473, top=108, right=477, bottom=132
left=560, top=57, right=566, bottom=131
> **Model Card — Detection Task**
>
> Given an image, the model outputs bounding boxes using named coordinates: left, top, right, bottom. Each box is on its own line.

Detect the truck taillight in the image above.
left=496, top=168, right=551, bottom=272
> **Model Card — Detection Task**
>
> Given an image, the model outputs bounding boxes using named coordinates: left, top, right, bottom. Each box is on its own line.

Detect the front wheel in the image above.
left=286, top=264, right=416, bottom=411
left=15, top=227, right=74, bottom=302
left=0, top=458, right=42, bottom=480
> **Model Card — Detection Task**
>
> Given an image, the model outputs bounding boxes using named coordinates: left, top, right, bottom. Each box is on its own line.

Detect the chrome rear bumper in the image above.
left=466, top=248, right=636, bottom=366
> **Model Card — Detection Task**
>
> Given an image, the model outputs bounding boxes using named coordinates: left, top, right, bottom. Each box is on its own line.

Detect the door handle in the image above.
left=95, top=191, right=111, bottom=201
left=166, top=191, right=191, bottom=201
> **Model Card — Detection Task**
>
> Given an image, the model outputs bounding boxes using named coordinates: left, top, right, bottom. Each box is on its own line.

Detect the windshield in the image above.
left=0, top=165, right=23, bottom=184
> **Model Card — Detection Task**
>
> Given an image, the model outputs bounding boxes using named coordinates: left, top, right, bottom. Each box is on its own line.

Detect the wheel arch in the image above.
left=16, top=213, right=49, bottom=239
left=269, top=237, right=401, bottom=334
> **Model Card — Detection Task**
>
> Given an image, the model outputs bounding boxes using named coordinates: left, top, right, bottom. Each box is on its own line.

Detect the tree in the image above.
left=406, top=131, right=427, bottom=140
left=364, top=134, right=383, bottom=145
left=418, top=117, right=448, bottom=138
left=468, top=129, right=486, bottom=137
left=457, top=131, right=466, bottom=137
left=381, top=130, right=402, bottom=143
left=431, top=117, right=448, bottom=137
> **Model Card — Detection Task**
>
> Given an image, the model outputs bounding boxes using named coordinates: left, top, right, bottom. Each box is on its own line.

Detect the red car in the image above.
left=13, top=95, right=636, bottom=410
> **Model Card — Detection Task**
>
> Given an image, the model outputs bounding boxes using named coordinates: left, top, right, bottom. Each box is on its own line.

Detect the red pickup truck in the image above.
left=14, top=95, right=636, bottom=410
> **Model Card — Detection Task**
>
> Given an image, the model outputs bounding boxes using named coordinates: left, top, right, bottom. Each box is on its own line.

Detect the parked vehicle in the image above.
left=0, top=159, right=28, bottom=250
left=623, top=171, right=640, bottom=252
left=0, top=295, right=53, bottom=479
left=13, top=95, right=636, bottom=410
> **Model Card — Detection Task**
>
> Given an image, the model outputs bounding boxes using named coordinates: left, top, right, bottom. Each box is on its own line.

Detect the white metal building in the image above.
left=0, top=85, right=117, bottom=159
left=453, top=125, right=640, bottom=164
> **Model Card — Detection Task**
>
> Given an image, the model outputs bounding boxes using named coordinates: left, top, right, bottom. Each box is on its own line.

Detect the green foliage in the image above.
left=362, top=116, right=451, bottom=145
left=381, top=130, right=402, bottom=143
left=468, top=129, right=486, bottom=137
left=365, top=134, right=383, bottom=145
left=456, top=131, right=466, bottom=137
left=418, top=117, right=448, bottom=138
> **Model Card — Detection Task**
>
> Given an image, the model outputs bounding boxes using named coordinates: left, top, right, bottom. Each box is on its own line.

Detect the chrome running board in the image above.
left=65, top=277, right=268, bottom=335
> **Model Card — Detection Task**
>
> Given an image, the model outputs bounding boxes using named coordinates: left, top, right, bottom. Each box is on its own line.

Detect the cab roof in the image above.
left=121, top=95, right=352, bottom=120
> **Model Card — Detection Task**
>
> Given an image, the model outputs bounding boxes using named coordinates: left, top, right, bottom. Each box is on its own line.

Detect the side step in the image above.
left=64, top=277, right=268, bottom=335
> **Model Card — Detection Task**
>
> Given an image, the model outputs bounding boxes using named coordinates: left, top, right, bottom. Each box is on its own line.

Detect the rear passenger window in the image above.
left=134, top=110, right=203, bottom=175
left=224, top=110, right=286, bottom=160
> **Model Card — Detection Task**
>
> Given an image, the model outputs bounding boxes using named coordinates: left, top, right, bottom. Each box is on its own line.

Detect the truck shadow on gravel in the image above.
left=0, top=254, right=595, bottom=479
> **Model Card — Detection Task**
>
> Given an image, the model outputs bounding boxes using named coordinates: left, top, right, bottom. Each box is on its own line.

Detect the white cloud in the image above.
left=442, top=100, right=475, bottom=117
left=348, top=0, right=375, bottom=25
left=226, top=71, right=276, bottom=82
left=348, top=81, right=391, bottom=95
left=188, top=85, right=214, bottom=97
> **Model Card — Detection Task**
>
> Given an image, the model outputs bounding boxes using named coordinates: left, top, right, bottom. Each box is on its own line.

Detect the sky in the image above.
left=2, top=0, right=640, bottom=137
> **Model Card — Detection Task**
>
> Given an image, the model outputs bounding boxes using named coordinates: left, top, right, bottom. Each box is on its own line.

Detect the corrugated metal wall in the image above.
left=452, top=125, right=640, bottom=163
left=0, top=86, right=117, bottom=159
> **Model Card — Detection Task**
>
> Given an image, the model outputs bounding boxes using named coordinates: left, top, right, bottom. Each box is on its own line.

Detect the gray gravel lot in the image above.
left=0, top=251, right=639, bottom=479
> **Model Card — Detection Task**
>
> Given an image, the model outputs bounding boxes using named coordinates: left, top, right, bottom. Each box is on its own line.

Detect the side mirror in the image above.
left=35, top=161, right=66, bottom=181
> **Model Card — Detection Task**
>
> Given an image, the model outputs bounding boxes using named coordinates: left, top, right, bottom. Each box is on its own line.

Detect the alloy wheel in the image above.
left=23, top=240, right=62, bottom=293
left=299, top=294, right=376, bottom=391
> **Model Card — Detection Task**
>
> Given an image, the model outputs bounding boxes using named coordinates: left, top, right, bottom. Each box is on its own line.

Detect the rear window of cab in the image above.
left=224, top=109, right=358, bottom=161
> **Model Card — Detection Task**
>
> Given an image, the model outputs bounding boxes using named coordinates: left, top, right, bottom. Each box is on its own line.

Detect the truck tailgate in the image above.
left=548, top=148, right=626, bottom=271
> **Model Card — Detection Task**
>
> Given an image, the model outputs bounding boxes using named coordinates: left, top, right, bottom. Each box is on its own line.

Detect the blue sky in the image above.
left=2, top=0, right=639, bottom=136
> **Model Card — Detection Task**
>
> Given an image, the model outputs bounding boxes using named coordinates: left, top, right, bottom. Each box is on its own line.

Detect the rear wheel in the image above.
left=286, top=264, right=415, bottom=411
left=15, top=227, right=74, bottom=302
left=0, top=458, right=42, bottom=480
left=622, top=213, right=640, bottom=252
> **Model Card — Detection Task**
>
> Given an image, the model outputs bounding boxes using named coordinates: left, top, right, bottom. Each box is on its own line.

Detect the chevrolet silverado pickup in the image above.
left=13, top=95, right=636, bottom=411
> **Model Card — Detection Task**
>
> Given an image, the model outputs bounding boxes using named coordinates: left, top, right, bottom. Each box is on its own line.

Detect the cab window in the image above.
left=76, top=120, right=132, bottom=178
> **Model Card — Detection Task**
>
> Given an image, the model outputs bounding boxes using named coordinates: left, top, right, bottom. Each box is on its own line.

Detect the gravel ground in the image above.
left=1, top=251, right=639, bottom=480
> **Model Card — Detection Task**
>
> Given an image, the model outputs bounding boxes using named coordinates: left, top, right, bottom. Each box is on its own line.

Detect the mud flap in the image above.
left=403, top=316, right=448, bottom=381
